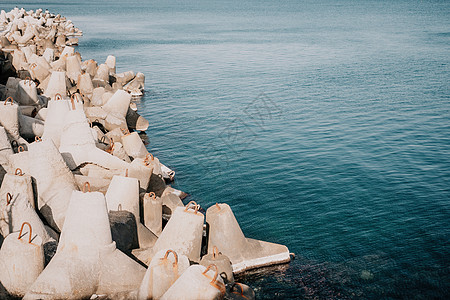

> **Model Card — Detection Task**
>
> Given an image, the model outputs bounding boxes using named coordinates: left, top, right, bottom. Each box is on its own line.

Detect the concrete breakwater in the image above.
left=0, top=7, right=291, bottom=299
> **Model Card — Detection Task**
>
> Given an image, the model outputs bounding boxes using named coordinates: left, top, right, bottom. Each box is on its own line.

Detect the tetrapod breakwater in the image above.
left=0, top=7, right=291, bottom=299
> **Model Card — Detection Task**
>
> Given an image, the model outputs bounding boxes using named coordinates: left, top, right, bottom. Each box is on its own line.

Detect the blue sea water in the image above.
left=4, top=0, right=450, bottom=298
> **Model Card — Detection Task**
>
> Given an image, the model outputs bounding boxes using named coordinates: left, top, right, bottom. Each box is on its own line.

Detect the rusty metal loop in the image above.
left=121, top=128, right=130, bottom=135
left=148, top=192, right=156, bottom=200
left=82, top=182, right=91, bottom=193
left=18, top=222, right=32, bottom=244
left=203, top=264, right=226, bottom=294
left=163, top=249, right=178, bottom=265
left=108, top=141, right=115, bottom=154
left=232, top=283, right=245, bottom=297
left=100, top=136, right=114, bottom=154
left=144, top=153, right=154, bottom=163
left=30, top=63, right=37, bottom=69
left=24, top=77, right=33, bottom=86
left=184, top=201, right=199, bottom=214
left=202, top=264, right=219, bottom=285
left=54, top=93, right=62, bottom=101
left=6, top=193, right=12, bottom=205
left=4, top=96, right=14, bottom=105
left=35, top=136, right=42, bottom=142
left=144, top=153, right=154, bottom=166
left=15, top=168, right=23, bottom=176
left=18, top=145, right=25, bottom=152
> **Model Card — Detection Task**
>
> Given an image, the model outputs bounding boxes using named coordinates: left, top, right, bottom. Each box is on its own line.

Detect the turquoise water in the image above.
left=5, top=0, right=450, bottom=298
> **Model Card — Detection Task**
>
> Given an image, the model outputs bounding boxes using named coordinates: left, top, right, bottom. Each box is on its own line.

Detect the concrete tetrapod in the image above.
left=20, top=46, right=34, bottom=62
left=121, top=131, right=149, bottom=159
left=110, top=141, right=131, bottom=163
left=163, top=186, right=188, bottom=201
left=113, top=71, right=134, bottom=85
left=105, top=55, right=116, bottom=74
left=105, top=126, right=125, bottom=143
left=124, top=72, right=145, bottom=96
left=41, top=93, right=70, bottom=148
left=80, top=164, right=118, bottom=180
left=0, top=126, right=13, bottom=159
left=0, top=222, right=45, bottom=297
left=91, top=86, right=105, bottom=106
left=143, top=192, right=162, bottom=236
left=105, top=175, right=139, bottom=219
left=76, top=72, right=94, bottom=97
left=29, top=61, right=50, bottom=84
left=144, top=153, right=162, bottom=175
left=43, top=71, right=66, bottom=99
left=74, top=175, right=111, bottom=194
left=58, top=107, right=129, bottom=171
left=0, top=191, right=52, bottom=245
left=200, top=246, right=234, bottom=284
left=11, top=49, right=27, bottom=71
left=130, top=157, right=153, bottom=191
left=19, top=106, right=39, bottom=117
left=105, top=175, right=157, bottom=249
left=24, top=185, right=146, bottom=299
left=138, top=249, right=190, bottom=300
left=126, top=107, right=149, bottom=131
left=206, top=203, right=291, bottom=274
left=82, top=59, right=97, bottom=78
left=102, top=91, right=114, bottom=104
left=145, top=154, right=167, bottom=196
left=150, top=201, right=204, bottom=264
left=69, top=93, right=84, bottom=111
left=5, top=78, right=21, bottom=97
left=161, top=187, right=184, bottom=216
left=60, top=46, right=75, bottom=58
left=28, top=54, right=52, bottom=73
left=0, top=126, right=13, bottom=181
left=102, top=88, right=131, bottom=120
left=11, top=25, right=35, bottom=45
left=93, top=63, right=109, bottom=87
left=65, top=55, right=81, bottom=83
left=42, top=48, right=54, bottom=63
left=28, top=139, right=77, bottom=232
left=0, top=97, right=27, bottom=144
left=0, top=168, right=35, bottom=208
left=34, top=107, right=47, bottom=121
left=160, top=163, right=176, bottom=182
left=15, top=79, right=39, bottom=106
left=160, top=264, right=226, bottom=300
left=19, top=114, right=45, bottom=139
left=7, top=147, right=30, bottom=175
left=50, top=55, right=67, bottom=72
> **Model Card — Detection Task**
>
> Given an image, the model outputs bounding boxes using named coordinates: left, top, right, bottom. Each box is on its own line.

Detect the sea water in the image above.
left=4, top=0, right=449, bottom=298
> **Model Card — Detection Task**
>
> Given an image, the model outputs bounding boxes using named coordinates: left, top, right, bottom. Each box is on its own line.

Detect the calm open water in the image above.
left=5, top=0, right=450, bottom=298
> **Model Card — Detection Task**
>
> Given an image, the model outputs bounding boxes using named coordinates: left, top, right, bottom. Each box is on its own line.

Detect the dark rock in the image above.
left=108, top=210, right=139, bottom=254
